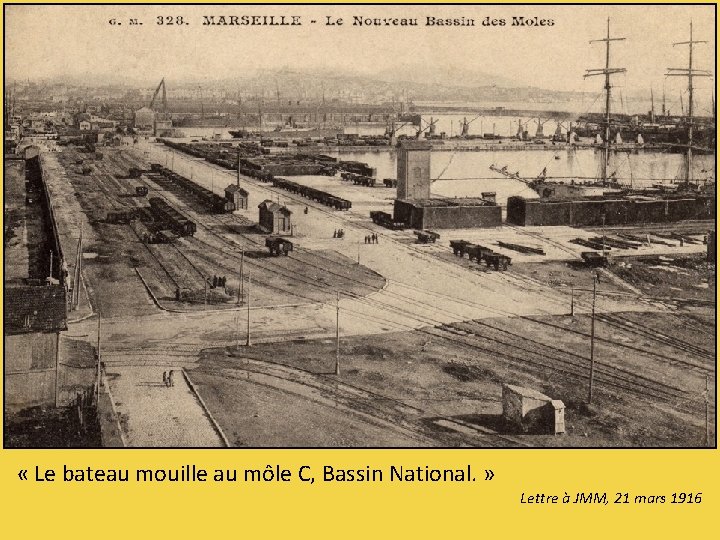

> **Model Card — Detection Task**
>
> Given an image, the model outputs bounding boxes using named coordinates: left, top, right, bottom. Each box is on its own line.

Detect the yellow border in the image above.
left=1, top=2, right=717, bottom=538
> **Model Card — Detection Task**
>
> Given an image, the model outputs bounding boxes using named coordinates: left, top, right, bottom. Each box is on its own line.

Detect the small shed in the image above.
left=258, top=200, right=292, bottom=234
left=502, top=384, right=565, bottom=435
left=225, top=184, right=249, bottom=210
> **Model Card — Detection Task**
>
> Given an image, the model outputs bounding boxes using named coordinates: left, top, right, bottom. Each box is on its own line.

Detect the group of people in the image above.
left=162, top=370, right=175, bottom=388
left=364, top=234, right=379, bottom=244
left=333, top=229, right=345, bottom=239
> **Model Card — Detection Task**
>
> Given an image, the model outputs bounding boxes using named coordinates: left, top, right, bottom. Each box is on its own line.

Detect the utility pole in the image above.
left=588, top=274, right=598, bottom=404
left=235, top=310, right=242, bottom=352
left=204, top=277, right=208, bottom=308
left=49, top=250, right=53, bottom=280
left=72, top=227, right=82, bottom=310
left=585, top=18, right=626, bottom=185
left=570, top=287, right=575, bottom=317
left=54, top=331, right=60, bottom=407
left=95, top=315, right=101, bottom=404
left=335, top=291, right=340, bottom=376
left=705, top=374, right=711, bottom=446
left=246, top=276, right=251, bottom=346
left=237, top=248, right=244, bottom=305
left=237, top=148, right=241, bottom=187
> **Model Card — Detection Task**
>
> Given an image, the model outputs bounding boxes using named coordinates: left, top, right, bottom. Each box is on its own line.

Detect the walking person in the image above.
left=168, top=370, right=174, bottom=388
left=163, top=371, right=167, bottom=387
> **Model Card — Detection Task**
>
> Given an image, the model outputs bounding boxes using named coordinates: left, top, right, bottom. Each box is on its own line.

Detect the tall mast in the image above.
left=650, top=88, right=655, bottom=122
left=585, top=18, right=626, bottom=184
left=666, top=22, right=710, bottom=185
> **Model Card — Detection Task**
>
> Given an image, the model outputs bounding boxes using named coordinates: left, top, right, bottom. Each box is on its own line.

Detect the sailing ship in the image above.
left=498, top=19, right=714, bottom=200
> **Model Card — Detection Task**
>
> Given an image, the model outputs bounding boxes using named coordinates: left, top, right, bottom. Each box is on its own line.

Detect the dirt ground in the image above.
left=610, top=254, right=715, bottom=303
left=4, top=404, right=102, bottom=448
left=190, top=306, right=714, bottom=447
left=52, top=146, right=384, bottom=316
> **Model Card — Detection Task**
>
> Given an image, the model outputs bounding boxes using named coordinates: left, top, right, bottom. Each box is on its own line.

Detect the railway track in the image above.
left=426, top=324, right=702, bottom=412
left=205, top=356, right=528, bottom=447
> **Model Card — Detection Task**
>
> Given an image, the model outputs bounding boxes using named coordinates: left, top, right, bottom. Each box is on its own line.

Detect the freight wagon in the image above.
left=370, top=211, right=405, bottom=230
left=132, top=220, right=171, bottom=244
left=272, top=178, right=352, bottom=210
left=450, top=240, right=511, bottom=270
left=148, top=165, right=235, bottom=213
left=266, top=236, right=294, bottom=256
left=105, top=209, right=139, bottom=224
left=148, top=197, right=196, bottom=236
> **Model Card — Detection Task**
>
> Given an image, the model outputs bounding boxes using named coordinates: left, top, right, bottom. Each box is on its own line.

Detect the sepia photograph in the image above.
left=3, top=3, right=716, bottom=448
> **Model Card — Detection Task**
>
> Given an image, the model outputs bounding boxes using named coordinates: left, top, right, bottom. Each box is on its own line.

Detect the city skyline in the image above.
left=5, top=4, right=715, bottom=102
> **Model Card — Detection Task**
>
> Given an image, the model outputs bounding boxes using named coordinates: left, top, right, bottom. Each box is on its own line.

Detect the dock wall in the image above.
left=507, top=195, right=715, bottom=226
left=394, top=200, right=502, bottom=229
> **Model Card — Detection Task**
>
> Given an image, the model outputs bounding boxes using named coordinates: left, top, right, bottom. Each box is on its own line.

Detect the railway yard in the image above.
left=9, top=139, right=716, bottom=447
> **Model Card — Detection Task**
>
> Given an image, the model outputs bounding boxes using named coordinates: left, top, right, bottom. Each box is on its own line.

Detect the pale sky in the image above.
left=5, top=3, right=715, bottom=100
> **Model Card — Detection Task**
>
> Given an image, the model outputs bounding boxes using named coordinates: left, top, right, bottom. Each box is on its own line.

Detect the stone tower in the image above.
left=396, top=141, right=431, bottom=200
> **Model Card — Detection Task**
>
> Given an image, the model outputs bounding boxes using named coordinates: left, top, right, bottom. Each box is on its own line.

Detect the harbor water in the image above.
left=178, top=116, right=714, bottom=209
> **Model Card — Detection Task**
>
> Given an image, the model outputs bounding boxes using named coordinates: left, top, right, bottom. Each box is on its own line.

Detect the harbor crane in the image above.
left=554, top=120, right=576, bottom=142
left=385, top=119, right=410, bottom=138
left=149, top=78, right=167, bottom=112
left=515, top=118, right=533, bottom=139
left=534, top=117, right=552, bottom=138
left=458, top=113, right=483, bottom=137
left=415, top=117, right=439, bottom=139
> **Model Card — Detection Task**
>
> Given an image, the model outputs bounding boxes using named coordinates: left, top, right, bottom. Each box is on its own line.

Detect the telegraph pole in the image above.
left=95, top=315, right=101, bottom=404
left=588, top=274, right=598, bottom=404
left=335, top=291, right=340, bottom=376
left=246, top=276, right=251, bottom=347
left=237, top=248, right=244, bottom=305
left=570, top=287, right=575, bottom=317
left=705, top=374, right=711, bottom=446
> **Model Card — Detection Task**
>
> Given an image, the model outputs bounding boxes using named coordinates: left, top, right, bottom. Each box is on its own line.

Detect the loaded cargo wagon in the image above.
left=581, top=251, right=609, bottom=267
left=105, top=209, right=139, bottom=224
left=148, top=197, right=196, bottom=237
left=266, top=236, right=294, bottom=256
left=414, top=230, right=440, bottom=244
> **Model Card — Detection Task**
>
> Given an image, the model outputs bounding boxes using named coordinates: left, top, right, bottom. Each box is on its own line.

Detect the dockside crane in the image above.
left=458, top=114, right=483, bottom=137
left=534, top=117, right=552, bottom=138
left=415, top=117, right=439, bottom=139
left=149, top=78, right=167, bottom=113
left=515, top=118, right=533, bottom=139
